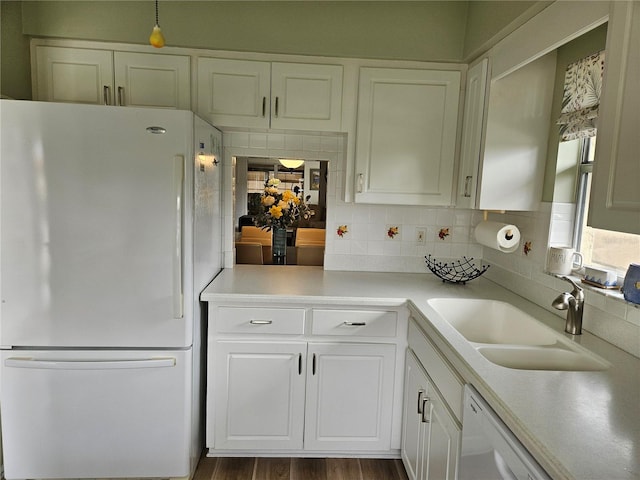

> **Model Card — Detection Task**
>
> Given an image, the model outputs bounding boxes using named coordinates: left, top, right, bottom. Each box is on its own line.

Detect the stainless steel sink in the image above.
left=427, top=298, right=610, bottom=371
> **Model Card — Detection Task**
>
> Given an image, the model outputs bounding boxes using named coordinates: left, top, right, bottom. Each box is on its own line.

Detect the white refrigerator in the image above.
left=0, top=100, right=223, bottom=479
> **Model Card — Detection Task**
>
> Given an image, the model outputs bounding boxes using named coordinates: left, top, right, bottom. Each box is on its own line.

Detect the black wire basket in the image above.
left=424, top=254, right=489, bottom=284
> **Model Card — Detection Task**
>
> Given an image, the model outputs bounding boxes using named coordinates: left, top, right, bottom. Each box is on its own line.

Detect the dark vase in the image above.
left=272, top=227, right=287, bottom=265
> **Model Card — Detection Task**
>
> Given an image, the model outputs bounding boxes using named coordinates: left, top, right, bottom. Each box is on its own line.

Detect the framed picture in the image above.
left=310, top=168, right=320, bottom=190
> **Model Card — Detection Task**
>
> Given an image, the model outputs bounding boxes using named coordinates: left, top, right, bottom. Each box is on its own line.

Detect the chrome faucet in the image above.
left=552, top=276, right=585, bottom=335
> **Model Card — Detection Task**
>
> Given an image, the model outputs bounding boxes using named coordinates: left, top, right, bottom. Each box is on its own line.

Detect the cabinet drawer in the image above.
left=215, top=307, right=305, bottom=335
left=312, top=309, right=397, bottom=337
left=409, top=320, right=463, bottom=421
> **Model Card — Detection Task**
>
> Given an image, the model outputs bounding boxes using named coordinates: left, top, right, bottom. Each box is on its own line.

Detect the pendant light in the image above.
left=278, top=159, right=304, bottom=169
left=149, top=0, right=166, bottom=48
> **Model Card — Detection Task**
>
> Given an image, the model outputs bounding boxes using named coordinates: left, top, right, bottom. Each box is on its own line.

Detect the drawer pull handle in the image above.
left=343, top=321, right=366, bottom=326
left=249, top=320, right=273, bottom=325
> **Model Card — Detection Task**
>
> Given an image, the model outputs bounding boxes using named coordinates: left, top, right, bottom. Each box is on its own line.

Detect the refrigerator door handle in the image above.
left=4, top=357, right=176, bottom=370
left=174, top=155, right=184, bottom=319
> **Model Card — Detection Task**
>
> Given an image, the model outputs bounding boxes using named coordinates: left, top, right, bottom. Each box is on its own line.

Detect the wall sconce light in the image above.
left=278, top=159, right=304, bottom=169
left=149, top=0, right=166, bottom=48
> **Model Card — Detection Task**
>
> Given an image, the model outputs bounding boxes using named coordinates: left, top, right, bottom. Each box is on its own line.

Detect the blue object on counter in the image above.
left=622, top=263, right=640, bottom=304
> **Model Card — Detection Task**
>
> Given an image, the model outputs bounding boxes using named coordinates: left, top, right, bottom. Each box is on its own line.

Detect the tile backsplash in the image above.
left=222, top=130, right=639, bottom=357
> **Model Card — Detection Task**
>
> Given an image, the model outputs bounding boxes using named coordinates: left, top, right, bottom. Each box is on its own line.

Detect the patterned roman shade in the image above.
left=557, top=50, right=605, bottom=142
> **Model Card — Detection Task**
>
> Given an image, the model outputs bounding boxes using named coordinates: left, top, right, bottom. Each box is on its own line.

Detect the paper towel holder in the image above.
left=480, top=210, right=514, bottom=243
left=482, top=210, right=506, bottom=221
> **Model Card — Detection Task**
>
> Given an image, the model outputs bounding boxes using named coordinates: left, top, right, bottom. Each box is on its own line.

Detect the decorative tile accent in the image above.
left=438, top=227, right=450, bottom=240
left=336, top=224, right=349, bottom=238
left=524, top=241, right=533, bottom=255
left=386, top=225, right=400, bottom=239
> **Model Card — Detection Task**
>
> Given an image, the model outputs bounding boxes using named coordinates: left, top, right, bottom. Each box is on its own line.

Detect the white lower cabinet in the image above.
left=207, top=305, right=406, bottom=455
left=304, top=342, right=396, bottom=451
left=212, top=341, right=306, bottom=450
left=402, top=318, right=462, bottom=480
left=402, top=351, right=460, bottom=480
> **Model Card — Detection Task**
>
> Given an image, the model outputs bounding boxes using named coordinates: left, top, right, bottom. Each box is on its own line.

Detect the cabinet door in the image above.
left=271, top=62, right=343, bottom=132
left=423, top=389, right=461, bottom=480
left=304, top=342, right=396, bottom=451
left=34, top=46, right=114, bottom=105
left=479, top=52, right=556, bottom=211
left=197, top=57, right=270, bottom=128
left=401, top=351, right=430, bottom=480
left=588, top=1, right=640, bottom=235
left=456, top=58, right=489, bottom=209
left=113, top=52, right=190, bottom=109
left=354, top=67, right=461, bottom=206
left=212, top=341, right=306, bottom=450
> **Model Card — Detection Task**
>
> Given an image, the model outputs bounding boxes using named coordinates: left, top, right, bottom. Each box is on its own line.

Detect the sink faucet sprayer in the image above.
left=552, top=276, right=585, bottom=335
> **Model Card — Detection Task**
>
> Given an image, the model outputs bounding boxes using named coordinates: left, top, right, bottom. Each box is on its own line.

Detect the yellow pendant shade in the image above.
left=149, top=25, right=165, bottom=48
left=279, top=159, right=305, bottom=169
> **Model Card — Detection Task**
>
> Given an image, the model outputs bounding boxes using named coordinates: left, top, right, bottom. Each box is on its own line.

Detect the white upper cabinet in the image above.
left=34, top=46, right=114, bottom=105
left=112, top=52, right=190, bottom=109
left=354, top=67, right=461, bottom=206
left=589, top=1, right=640, bottom=235
left=456, top=58, right=489, bottom=209
left=475, top=52, right=556, bottom=211
left=197, top=58, right=271, bottom=128
left=271, top=62, right=343, bottom=131
left=34, top=46, right=190, bottom=109
left=197, top=58, right=343, bottom=132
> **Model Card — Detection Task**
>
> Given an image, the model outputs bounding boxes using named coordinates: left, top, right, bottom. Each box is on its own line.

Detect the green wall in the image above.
left=19, top=1, right=469, bottom=61
left=1, top=1, right=32, bottom=99
left=463, top=0, right=544, bottom=58
left=543, top=23, right=608, bottom=203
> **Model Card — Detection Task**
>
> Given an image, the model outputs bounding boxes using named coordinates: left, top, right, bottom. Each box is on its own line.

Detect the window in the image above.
left=574, top=136, right=640, bottom=274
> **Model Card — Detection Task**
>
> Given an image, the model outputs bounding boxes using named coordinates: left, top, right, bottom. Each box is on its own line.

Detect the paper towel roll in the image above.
left=474, top=221, right=520, bottom=253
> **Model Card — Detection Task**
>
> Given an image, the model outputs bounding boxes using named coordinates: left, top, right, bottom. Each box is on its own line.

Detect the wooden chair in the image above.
left=297, top=245, right=325, bottom=266
left=295, top=228, right=326, bottom=246
left=240, top=226, right=272, bottom=245
left=235, top=242, right=264, bottom=264
left=240, top=226, right=273, bottom=263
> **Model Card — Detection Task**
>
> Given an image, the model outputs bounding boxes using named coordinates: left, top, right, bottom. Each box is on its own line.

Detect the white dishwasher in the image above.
left=459, top=385, right=551, bottom=480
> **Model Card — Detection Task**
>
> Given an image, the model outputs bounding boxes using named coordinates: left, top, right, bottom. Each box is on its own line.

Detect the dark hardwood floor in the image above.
left=192, top=456, right=409, bottom=480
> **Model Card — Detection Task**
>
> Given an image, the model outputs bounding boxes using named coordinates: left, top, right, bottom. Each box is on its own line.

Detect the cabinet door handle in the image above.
left=312, top=353, right=317, bottom=375
left=117, top=86, right=124, bottom=106
left=274, top=97, right=279, bottom=117
left=343, top=321, right=366, bottom=326
left=357, top=173, right=364, bottom=193
left=298, top=353, right=302, bottom=375
left=261, top=96, right=266, bottom=117
left=249, top=320, right=273, bottom=325
left=417, top=389, right=426, bottom=414
left=103, top=85, right=111, bottom=105
left=421, top=396, right=431, bottom=423
left=463, top=175, right=473, bottom=198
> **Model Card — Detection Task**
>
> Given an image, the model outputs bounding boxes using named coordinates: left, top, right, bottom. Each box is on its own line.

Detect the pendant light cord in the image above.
left=155, top=0, right=159, bottom=26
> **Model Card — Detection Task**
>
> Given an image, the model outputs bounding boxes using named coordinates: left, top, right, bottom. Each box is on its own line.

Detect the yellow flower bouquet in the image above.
left=254, top=178, right=313, bottom=231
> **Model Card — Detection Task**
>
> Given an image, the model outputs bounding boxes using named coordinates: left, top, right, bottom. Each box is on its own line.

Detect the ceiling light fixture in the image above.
left=278, top=159, right=304, bottom=169
left=149, top=0, right=166, bottom=48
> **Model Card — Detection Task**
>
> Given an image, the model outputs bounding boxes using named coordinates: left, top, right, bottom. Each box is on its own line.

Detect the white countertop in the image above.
left=202, top=266, right=640, bottom=480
